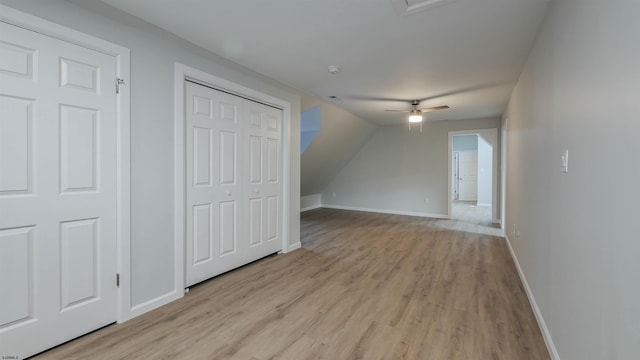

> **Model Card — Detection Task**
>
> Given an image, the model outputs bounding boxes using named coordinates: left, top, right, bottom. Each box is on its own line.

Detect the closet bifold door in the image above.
left=185, top=81, right=282, bottom=287
left=243, top=98, right=283, bottom=264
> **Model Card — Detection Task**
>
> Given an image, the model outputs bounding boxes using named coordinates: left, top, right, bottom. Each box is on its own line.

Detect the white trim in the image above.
left=447, top=134, right=453, bottom=218
left=504, top=235, right=561, bottom=360
left=280, top=92, right=292, bottom=254
left=0, top=5, right=128, bottom=57
left=173, top=63, right=293, bottom=285
left=477, top=203, right=491, bottom=207
left=322, top=204, right=449, bottom=219
left=0, top=4, right=133, bottom=324
left=500, top=118, right=508, bottom=229
left=172, top=64, right=187, bottom=305
left=127, top=290, right=181, bottom=318
left=300, top=193, right=321, bottom=212
left=287, top=242, right=302, bottom=252
left=448, top=129, right=499, bottom=222
left=301, top=205, right=322, bottom=212
left=115, top=48, right=132, bottom=324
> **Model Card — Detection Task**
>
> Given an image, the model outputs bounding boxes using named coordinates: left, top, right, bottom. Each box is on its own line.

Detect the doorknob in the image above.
left=225, top=190, right=232, bottom=196
left=253, top=188, right=259, bottom=194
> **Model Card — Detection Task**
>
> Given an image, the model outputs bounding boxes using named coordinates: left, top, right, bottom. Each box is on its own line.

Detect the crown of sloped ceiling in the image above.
left=99, top=0, right=549, bottom=125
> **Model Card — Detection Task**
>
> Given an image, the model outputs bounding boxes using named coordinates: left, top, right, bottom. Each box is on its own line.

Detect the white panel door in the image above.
left=0, top=22, right=118, bottom=358
left=185, top=81, right=282, bottom=287
left=245, top=100, right=282, bottom=261
left=452, top=152, right=460, bottom=200
left=458, top=151, right=478, bottom=201
left=185, top=82, right=242, bottom=286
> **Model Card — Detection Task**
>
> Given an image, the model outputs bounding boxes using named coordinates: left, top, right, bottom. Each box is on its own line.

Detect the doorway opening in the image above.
left=448, top=129, right=499, bottom=227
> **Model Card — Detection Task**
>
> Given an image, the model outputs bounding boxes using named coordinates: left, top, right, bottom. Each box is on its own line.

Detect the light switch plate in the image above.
left=561, top=149, right=569, bottom=173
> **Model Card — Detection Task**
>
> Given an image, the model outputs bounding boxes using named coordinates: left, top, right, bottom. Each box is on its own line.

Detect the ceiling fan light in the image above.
left=408, top=110, right=423, bottom=123
left=409, top=115, right=423, bottom=123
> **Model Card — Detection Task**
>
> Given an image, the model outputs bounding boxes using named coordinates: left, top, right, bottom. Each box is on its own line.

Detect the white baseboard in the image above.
left=477, top=203, right=491, bottom=207
left=504, top=235, right=560, bottom=360
left=322, top=204, right=449, bottom=219
left=125, top=290, right=183, bottom=322
left=286, top=241, right=302, bottom=252
left=300, top=194, right=322, bottom=212
left=300, top=204, right=321, bottom=212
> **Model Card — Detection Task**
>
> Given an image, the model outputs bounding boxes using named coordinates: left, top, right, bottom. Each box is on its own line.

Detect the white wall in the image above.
left=323, top=118, right=500, bottom=217
left=0, top=0, right=301, bottom=309
left=477, top=133, right=493, bottom=207
left=300, top=194, right=321, bottom=212
left=503, top=0, right=640, bottom=359
left=300, top=94, right=378, bottom=196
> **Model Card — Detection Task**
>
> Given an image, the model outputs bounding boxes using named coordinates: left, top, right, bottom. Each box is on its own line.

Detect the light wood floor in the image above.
left=35, top=209, right=549, bottom=360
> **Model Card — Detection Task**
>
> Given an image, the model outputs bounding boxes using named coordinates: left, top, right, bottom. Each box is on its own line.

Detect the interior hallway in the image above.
left=451, top=200, right=498, bottom=228
left=34, top=208, right=547, bottom=359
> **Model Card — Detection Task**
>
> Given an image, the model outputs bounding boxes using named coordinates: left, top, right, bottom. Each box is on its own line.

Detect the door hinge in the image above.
left=116, top=78, right=126, bottom=94
left=116, top=273, right=120, bottom=287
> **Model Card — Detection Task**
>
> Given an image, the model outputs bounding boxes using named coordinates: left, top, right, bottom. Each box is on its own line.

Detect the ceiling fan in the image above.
left=385, top=100, right=450, bottom=123
left=383, top=100, right=449, bottom=132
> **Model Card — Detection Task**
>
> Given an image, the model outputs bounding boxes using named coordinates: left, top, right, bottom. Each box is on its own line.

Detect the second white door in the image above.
left=457, top=151, right=478, bottom=201
left=185, top=81, right=282, bottom=287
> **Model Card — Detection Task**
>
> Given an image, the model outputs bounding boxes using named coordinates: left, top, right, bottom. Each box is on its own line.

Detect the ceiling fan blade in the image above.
left=384, top=109, right=411, bottom=112
left=418, top=105, right=450, bottom=113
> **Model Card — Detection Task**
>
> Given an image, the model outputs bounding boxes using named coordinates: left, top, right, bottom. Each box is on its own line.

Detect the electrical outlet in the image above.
left=332, top=192, right=336, bottom=198
left=513, top=224, right=516, bottom=235
left=424, top=197, right=430, bottom=204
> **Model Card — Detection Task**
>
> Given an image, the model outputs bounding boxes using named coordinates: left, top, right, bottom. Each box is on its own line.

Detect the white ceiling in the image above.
left=99, top=0, right=549, bottom=125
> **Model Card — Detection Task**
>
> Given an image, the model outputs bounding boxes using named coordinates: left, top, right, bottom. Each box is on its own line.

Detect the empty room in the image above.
left=0, top=0, right=638, bottom=359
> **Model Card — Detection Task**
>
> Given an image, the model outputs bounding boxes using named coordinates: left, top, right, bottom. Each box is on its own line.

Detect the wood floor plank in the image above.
left=34, top=208, right=549, bottom=360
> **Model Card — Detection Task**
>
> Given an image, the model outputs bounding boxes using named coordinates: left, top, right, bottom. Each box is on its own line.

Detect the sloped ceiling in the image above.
left=300, top=94, right=378, bottom=196
left=98, top=0, right=549, bottom=125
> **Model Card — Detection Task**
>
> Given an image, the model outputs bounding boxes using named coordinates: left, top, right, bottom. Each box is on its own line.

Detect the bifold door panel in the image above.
left=185, top=81, right=282, bottom=287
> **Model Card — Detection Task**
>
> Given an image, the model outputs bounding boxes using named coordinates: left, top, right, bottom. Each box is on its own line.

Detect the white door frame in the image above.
left=0, top=5, right=132, bottom=322
left=447, top=128, right=499, bottom=223
left=174, top=63, right=292, bottom=293
left=500, top=120, right=508, bottom=229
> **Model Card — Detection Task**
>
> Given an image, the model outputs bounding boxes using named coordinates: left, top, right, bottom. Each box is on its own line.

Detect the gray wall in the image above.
left=322, top=118, right=500, bottom=216
left=0, top=0, right=301, bottom=308
left=503, top=0, right=640, bottom=358
left=300, top=94, right=377, bottom=196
